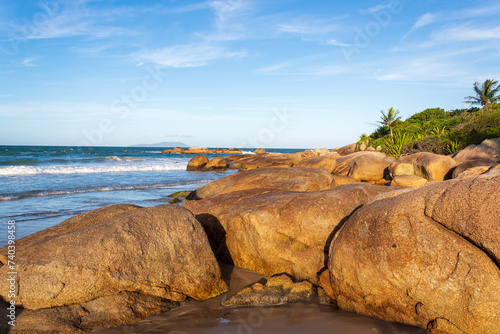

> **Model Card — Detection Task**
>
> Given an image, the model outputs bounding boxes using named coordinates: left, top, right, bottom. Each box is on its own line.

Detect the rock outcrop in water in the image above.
left=0, top=204, right=227, bottom=332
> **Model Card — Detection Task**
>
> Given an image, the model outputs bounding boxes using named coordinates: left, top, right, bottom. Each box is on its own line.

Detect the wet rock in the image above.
left=221, top=274, right=315, bottom=307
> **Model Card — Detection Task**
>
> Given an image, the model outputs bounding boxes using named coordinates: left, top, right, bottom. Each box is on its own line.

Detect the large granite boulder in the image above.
left=452, top=138, right=500, bottom=164
left=332, top=143, right=357, bottom=156
left=329, top=173, right=500, bottom=334
left=347, top=154, right=390, bottom=182
left=186, top=167, right=334, bottom=201
left=398, top=152, right=457, bottom=181
left=332, top=151, right=386, bottom=176
left=203, top=157, right=228, bottom=171
left=228, top=153, right=295, bottom=170
left=186, top=155, right=209, bottom=171
left=0, top=205, right=227, bottom=330
left=451, top=159, right=498, bottom=179
left=185, top=184, right=393, bottom=285
left=294, top=153, right=338, bottom=173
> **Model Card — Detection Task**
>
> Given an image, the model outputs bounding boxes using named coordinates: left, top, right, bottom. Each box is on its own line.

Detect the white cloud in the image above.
left=326, top=39, right=354, bottom=47
left=20, top=57, right=39, bottom=67
left=209, top=0, right=252, bottom=29
left=278, top=16, right=340, bottom=35
left=136, top=44, right=246, bottom=68
left=377, top=56, right=467, bottom=82
left=365, top=3, right=392, bottom=14
left=433, top=24, right=500, bottom=42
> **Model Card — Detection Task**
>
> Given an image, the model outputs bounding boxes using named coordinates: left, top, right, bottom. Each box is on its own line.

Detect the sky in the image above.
left=0, top=0, right=499, bottom=149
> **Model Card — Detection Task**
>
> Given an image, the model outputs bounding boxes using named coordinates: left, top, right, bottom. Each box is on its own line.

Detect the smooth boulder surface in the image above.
left=294, top=153, right=338, bottom=173
left=329, top=173, right=500, bottom=334
left=186, top=167, right=334, bottom=201
left=332, top=151, right=386, bottom=176
left=234, top=153, right=295, bottom=171
left=390, top=175, right=428, bottom=187
left=347, top=154, right=390, bottom=182
left=452, top=138, right=500, bottom=164
left=399, top=152, right=457, bottom=181
left=186, top=184, right=394, bottom=284
left=0, top=205, right=227, bottom=321
left=451, top=159, right=498, bottom=179
left=186, top=155, right=209, bottom=171
left=203, top=157, right=228, bottom=171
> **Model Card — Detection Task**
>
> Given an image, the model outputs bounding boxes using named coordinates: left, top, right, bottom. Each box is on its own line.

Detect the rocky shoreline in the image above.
left=1, top=139, right=499, bottom=333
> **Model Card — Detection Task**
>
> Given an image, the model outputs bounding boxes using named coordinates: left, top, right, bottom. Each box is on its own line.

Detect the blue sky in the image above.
left=1, top=0, right=499, bottom=148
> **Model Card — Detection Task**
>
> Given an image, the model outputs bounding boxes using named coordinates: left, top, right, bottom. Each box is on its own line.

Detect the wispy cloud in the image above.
left=377, top=55, right=467, bottom=82
left=278, top=17, right=340, bottom=35
left=136, top=43, right=246, bottom=68
left=432, top=24, right=500, bottom=42
left=20, top=57, right=39, bottom=67
left=209, top=0, right=253, bottom=30
left=404, top=3, right=500, bottom=39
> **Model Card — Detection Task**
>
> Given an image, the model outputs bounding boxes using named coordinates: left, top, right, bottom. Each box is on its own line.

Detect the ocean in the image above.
left=0, top=145, right=301, bottom=246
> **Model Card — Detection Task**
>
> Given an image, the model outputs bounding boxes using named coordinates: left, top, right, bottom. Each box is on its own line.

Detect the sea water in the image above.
left=0, top=146, right=300, bottom=245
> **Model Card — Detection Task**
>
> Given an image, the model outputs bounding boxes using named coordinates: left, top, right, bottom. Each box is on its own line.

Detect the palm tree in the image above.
left=464, top=79, right=500, bottom=110
left=379, top=107, right=401, bottom=141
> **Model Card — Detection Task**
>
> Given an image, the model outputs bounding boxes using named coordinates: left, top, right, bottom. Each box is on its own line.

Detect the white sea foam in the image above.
left=0, top=180, right=212, bottom=202
left=105, top=156, right=144, bottom=162
left=0, top=162, right=188, bottom=176
left=240, top=150, right=256, bottom=155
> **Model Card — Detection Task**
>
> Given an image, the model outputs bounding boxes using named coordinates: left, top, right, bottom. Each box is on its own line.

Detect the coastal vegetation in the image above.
left=363, top=79, right=500, bottom=157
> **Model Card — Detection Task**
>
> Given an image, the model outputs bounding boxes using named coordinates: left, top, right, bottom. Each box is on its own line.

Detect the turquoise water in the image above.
left=0, top=146, right=302, bottom=245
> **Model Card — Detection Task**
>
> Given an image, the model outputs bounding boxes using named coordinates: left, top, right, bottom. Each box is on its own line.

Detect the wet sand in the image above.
left=91, top=265, right=428, bottom=334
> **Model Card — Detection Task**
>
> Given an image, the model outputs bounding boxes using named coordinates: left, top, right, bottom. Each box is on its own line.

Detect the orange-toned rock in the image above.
left=294, top=153, right=338, bottom=173
left=254, top=148, right=266, bottom=154
left=203, top=157, right=228, bottom=171
left=389, top=175, right=428, bottom=187
left=231, top=153, right=295, bottom=171
left=399, top=152, right=456, bottom=181
left=451, top=159, right=497, bottom=179
left=186, top=155, right=209, bottom=171
left=0, top=205, right=227, bottom=330
left=332, top=143, right=357, bottom=156
left=222, top=148, right=243, bottom=154
left=329, top=173, right=500, bottom=334
left=332, top=151, right=386, bottom=176
left=186, top=183, right=393, bottom=284
left=348, top=154, right=390, bottom=182
left=186, top=167, right=334, bottom=200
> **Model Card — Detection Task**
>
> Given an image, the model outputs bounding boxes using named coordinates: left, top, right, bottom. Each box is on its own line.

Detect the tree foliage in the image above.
left=464, top=79, right=500, bottom=109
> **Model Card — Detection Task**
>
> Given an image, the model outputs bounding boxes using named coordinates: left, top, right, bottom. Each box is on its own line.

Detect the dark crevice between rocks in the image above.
left=195, top=213, right=234, bottom=266
left=321, top=204, right=364, bottom=269
left=426, top=215, right=500, bottom=273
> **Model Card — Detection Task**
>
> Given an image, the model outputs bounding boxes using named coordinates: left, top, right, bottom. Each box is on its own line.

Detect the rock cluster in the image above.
left=4, top=138, right=500, bottom=333
left=162, top=147, right=242, bottom=154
